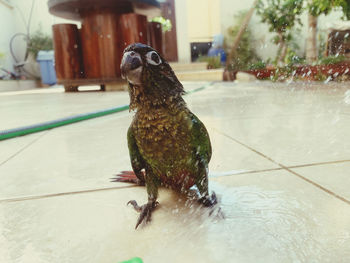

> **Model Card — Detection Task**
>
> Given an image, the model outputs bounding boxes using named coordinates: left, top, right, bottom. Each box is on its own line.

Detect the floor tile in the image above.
left=0, top=114, right=132, bottom=199
left=0, top=132, right=45, bottom=165
left=0, top=82, right=209, bottom=131
left=0, top=114, right=277, bottom=200
left=1, top=169, right=349, bottom=263
left=1, top=81, right=350, bottom=263
left=211, top=170, right=350, bottom=262
left=291, top=162, right=350, bottom=201
left=0, top=91, right=130, bottom=130
left=206, top=113, right=350, bottom=167
left=208, top=128, right=279, bottom=174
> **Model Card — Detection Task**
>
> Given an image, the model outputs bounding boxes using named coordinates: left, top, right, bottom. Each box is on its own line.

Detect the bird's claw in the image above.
left=209, top=206, right=225, bottom=219
left=127, top=200, right=143, bottom=212
left=198, top=192, right=225, bottom=219
left=127, top=200, right=159, bottom=229
left=198, top=192, right=218, bottom=207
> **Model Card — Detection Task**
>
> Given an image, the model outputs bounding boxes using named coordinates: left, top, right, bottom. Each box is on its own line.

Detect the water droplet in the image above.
left=324, top=76, right=332, bottom=83
left=344, top=90, right=350, bottom=104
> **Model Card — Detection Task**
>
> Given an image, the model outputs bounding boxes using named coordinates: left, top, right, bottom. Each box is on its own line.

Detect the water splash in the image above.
left=209, top=170, right=248, bottom=178
left=141, top=181, right=338, bottom=262
left=324, top=76, right=332, bottom=84
left=344, top=90, right=350, bottom=105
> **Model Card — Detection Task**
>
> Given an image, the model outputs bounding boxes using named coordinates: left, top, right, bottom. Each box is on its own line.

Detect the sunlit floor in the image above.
left=1, top=81, right=350, bottom=263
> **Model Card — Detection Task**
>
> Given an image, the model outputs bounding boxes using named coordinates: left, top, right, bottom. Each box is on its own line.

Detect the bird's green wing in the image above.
left=189, top=113, right=212, bottom=165
left=127, top=126, right=146, bottom=181
left=189, top=112, right=212, bottom=196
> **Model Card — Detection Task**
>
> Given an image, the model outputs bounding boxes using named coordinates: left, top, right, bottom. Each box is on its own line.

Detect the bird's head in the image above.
left=120, top=43, right=184, bottom=110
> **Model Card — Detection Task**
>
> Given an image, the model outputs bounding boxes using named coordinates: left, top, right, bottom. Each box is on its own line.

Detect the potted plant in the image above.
left=24, top=29, right=53, bottom=79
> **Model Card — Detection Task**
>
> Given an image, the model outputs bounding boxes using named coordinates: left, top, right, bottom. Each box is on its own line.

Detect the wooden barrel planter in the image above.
left=80, top=9, right=121, bottom=79
left=148, top=21, right=163, bottom=55
left=49, top=0, right=161, bottom=92
left=119, top=13, right=149, bottom=49
left=52, top=24, right=84, bottom=88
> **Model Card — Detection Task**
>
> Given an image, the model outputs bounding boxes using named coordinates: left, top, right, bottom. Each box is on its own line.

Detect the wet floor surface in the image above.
left=1, top=81, right=350, bottom=262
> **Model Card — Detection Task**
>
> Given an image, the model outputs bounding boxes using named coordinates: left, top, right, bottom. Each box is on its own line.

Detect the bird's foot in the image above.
left=127, top=200, right=159, bottom=229
left=198, top=192, right=225, bottom=219
left=198, top=191, right=218, bottom=207
left=110, top=171, right=145, bottom=186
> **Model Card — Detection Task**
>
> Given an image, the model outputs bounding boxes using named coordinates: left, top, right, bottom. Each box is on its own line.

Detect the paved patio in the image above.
left=0, top=81, right=350, bottom=262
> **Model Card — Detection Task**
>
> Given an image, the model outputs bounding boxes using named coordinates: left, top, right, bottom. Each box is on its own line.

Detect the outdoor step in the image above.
left=175, top=69, right=224, bottom=81
left=0, top=80, right=41, bottom=92
left=169, top=62, right=208, bottom=72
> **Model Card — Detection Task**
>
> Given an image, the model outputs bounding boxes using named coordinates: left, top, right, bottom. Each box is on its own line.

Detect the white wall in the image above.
left=220, top=0, right=346, bottom=61
left=0, top=0, right=16, bottom=71
left=220, top=0, right=278, bottom=60
left=175, top=0, right=191, bottom=62
left=186, top=0, right=221, bottom=42
left=176, top=0, right=347, bottom=63
left=1, top=0, right=345, bottom=69
left=0, top=0, right=77, bottom=73
left=12, top=0, right=78, bottom=36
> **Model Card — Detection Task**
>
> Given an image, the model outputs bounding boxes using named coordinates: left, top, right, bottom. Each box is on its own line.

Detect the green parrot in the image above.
left=113, top=43, right=218, bottom=229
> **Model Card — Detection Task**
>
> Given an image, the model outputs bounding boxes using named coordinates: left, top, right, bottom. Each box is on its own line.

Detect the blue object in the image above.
left=212, top=34, right=224, bottom=48
left=36, top=50, right=57, bottom=85
left=208, top=47, right=226, bottom=64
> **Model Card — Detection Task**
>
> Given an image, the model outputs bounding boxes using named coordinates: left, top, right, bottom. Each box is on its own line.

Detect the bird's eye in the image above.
left=146, top=51, right=161, bottom=66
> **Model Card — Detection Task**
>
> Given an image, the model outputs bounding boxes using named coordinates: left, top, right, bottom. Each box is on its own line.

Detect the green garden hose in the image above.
left=0, top=85, right=210, bottom=141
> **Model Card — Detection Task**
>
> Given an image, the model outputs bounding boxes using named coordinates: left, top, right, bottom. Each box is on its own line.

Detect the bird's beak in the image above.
left=120, top=52, right=142, bottom=80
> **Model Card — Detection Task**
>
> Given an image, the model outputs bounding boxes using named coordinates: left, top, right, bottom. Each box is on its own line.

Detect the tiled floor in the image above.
left=1, top=81, right=350, bottom=262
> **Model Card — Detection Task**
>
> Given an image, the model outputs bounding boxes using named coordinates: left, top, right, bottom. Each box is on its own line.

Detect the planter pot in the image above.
left=296, top=62, right=350, bottom=80
left=245, top=69, right=275, bottom=79
left=224, top=62, right=350, bottom=82
left=23, top=53, right=41, bottom=79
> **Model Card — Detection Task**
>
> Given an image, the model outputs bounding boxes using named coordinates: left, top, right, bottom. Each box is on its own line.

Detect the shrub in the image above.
left=248, top=61, right=267, bottom=70
left=225, top=11, right=261, bottom=71
left=197, top=56, right=222, bottom=69
left=317, top=55, right=347, bottom=65
left=27, top=30, right=53, bottom=58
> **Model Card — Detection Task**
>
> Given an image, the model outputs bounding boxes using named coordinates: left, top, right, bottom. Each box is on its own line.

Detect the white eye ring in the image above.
left=146, top=51, right=161, bottom=66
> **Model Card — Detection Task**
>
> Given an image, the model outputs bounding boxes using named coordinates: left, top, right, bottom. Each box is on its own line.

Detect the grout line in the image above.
left=0, top=185, right=138, bottom=204
left=2, top=120, right=349, bottom=205
left=210, top=159, right=350, bottom=178
left=0, top=131, right=49, bottom=167
left=210, top=167, right=284, bottom=178
left=207, top=112, right=324, bottom=121
left=282, top=167, right=350, bottom=205
left=212, top=128, right=350, bottom=206
left=212, top=128, right=277, bottom=164
left=289, top=159, right=350, bottom=169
